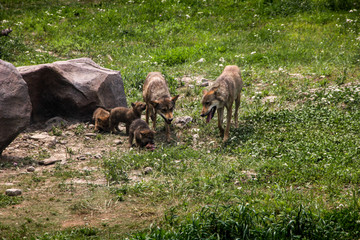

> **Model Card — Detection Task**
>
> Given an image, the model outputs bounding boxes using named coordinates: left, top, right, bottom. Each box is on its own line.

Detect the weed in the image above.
left=50, top=126, right=62, bottom=136
left=74, top=124, right=85, bottom=136
left=0, top=194, right=23, bottom=208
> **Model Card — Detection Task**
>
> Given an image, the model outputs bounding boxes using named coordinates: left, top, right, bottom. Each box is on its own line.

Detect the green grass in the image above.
left=0, top=194, right=23, bottom=208
left=1, top=0, right=360, bottom=239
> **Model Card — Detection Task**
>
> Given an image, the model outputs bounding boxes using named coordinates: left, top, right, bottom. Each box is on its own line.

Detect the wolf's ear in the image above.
left=171, top=95, right=179, bottom=103
left=150, top=100, right=159, bottom=108
left=131, top=102, right=135, bottom=108
left=212, top=85, right=220, bottom=93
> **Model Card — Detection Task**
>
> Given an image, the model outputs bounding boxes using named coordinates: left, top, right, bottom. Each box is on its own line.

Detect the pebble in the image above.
left=85, top=133, right=97, bottom=137
left=30, top=133, right=56, bottom=142
left=38, top=153, right=66, bottom=165
left=5, top=189, right=22, bottom=196
left=27, top=166, right=35, bottom=172
left=113, top=139, right=123, bottom=145
left=144, top=167, right=153, bottom=175
left=77, top=156, right=86, bottom=161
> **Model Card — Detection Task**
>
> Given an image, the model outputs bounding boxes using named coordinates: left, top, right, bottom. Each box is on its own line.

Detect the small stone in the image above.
left=30, top=133, right=55, bottom=142
left=113, top=139, right=123, bottom=145
left=174, top=116, right=193, bottom=128
left=45, top=116, right=68, bottom=131
left=85, top=137, right=91, bottom=141
left=39, top=158, right=61, bottom=165
left=59, top=140, right=68, bottom=145
left=144, top=167, right=153, bottom=175
left=94, top=154, right=102, bottom=159
left=77, top=155, right=86, bottom=161
left=88, top=124, right=95, bottom=129
left=5, top=188, right=22, bottom=196
left=84, top=133, right=97, bottom=137
left=39, top=153, right=66, bottom=165
left=27, top=166, right=35, bottom=172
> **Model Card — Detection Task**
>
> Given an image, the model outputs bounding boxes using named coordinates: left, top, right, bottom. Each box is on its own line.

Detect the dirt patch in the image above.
left=0, top=119, right=156, bottom=234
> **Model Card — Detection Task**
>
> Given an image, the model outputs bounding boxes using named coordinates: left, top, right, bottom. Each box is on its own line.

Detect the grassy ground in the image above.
left=1, top=0, right=360, bottom=239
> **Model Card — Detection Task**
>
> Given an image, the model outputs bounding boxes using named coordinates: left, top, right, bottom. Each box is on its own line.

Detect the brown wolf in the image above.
left=200, top=65, right=243, bottom=142
left=92, top=107, right=110, bottom=132
left=129, top=119, right=156, bottom=150
left=142, top=72, right=179, bottom=142
left=109, top=102, right=146, bottom=134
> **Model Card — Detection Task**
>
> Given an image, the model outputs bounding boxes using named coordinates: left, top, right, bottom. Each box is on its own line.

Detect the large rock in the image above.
left=0, top=60, right=32, bottom=155
left=18, top=58, right=127, bottom=122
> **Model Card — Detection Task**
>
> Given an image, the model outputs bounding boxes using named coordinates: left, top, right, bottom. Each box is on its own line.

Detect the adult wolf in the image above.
left=201, top=65, right=243, bottom=142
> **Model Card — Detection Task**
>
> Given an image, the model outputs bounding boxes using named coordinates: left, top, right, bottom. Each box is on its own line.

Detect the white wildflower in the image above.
left=185, top=14, right=190, bottom=19
left=250, top=51, right=256, bottom=55
left=219, top=57, right=225, bottom=62
left=346, top=19, right=353, bottom=23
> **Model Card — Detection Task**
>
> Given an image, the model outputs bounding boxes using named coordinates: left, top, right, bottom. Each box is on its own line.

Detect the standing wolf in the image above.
left=143, top=72, right=179, bottom=142
left=201, top=65, right=243, bottom=142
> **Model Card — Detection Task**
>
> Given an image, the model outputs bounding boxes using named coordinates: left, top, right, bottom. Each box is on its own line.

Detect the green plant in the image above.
left=0, top=194, right=23, bottom=208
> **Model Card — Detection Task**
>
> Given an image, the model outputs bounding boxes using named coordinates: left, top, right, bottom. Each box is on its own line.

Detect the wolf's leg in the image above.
left=223, top=106, right=232, bottom=142
left=234, top=92, right=241, bottom=128
left=165, top=122, right=172, bottom=142
left=151, top=108, right=157, bottom=130
left=94, top=120, right=99, bottom=131
left=217, top=107, right=224, bottom=137
left=145, top=105, right=151, bottom=124
left=128, top=132, right=134, bottom=147
left=125, top=123, right=130, bottom=135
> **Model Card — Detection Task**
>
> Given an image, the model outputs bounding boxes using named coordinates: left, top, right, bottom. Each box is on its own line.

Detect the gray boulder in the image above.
left=18, top=58, right=127, bottom=122
left=0, top=60, right=32, bottom=155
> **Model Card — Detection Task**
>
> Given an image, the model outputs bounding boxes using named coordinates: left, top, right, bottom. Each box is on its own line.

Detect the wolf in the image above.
left=200, top=65, right=243, bottom=142
left=92, top=107, right=110, bottom=132
left=128, top=119, right=156, bottom=150
left=109, top=102, right=146, bottom=134
left=143, top=72, right=179, bottom=142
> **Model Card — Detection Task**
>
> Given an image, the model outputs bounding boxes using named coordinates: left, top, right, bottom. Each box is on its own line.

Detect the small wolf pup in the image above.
left=201, top=65, right=243, bottom=142
left=143, top=72, right=179, bottom=142
left=129, top=119, right=156, bottom=150
left=92, top=107, right=110, bottom=132
left=109, top=102, right=146, bottom=134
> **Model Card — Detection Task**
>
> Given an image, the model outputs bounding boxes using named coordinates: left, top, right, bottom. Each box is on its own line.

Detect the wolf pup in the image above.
left=201, top=65, right=243, bottom=142
left=143, top=72, right=179, bottom=142
left=92, top=107, right=110, bottom=132
left=109, top=102, right=146, bottom=134
left=129, top=119, right=156, bottom=150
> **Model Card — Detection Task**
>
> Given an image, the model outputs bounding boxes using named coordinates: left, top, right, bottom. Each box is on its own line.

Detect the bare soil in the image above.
left=0, top=120, right=162, bottom=236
